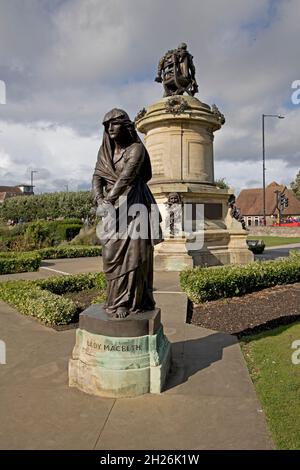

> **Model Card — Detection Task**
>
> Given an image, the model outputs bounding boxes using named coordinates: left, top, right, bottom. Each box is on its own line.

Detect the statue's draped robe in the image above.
left=92, top=122, right=162, bottom=314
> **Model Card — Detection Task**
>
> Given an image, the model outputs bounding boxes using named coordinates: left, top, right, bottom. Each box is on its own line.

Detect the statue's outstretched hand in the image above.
left=155, top=76, right=162, bottom=83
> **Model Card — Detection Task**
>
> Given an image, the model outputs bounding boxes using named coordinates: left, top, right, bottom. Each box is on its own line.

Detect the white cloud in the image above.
left=0, top=120, right=98, bottom=192
left=0, top=0, right=299, bottom=194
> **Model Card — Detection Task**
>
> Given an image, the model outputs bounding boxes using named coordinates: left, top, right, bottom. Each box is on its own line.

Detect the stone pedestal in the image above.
left=136, top=96, right=254, bottom=270
left=69, top=305, right=171, bottom=398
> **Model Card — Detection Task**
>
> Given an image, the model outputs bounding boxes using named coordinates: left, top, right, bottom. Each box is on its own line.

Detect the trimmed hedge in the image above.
left=0, top=281, right=77, bottom=326
left=38, top=245, right=102, bottom=259
left=0, top=251, right=41, bottom=274
left=37, top=272, right=106, bottom=294
left=0, top=272, right=106, bottom=326
left=180, top=252, right=300, bottom=304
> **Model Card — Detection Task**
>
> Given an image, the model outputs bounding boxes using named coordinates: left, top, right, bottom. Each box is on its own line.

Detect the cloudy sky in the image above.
left=0, top=0, right=299, bottom=194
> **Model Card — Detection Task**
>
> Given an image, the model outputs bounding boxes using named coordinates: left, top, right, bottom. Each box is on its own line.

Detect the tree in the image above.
left=291, top=171, right=300, bottom=197
left=215, top=178, right=230, bottom=189
left=0, top=191, right=93, bottom=222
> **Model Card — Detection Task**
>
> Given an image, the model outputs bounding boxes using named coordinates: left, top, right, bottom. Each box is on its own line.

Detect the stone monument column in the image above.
left=136, top=99, right=253, bottom=270
left=137, top=96, right=221, bottom=186
left=134, top=42, right=253, bottom=270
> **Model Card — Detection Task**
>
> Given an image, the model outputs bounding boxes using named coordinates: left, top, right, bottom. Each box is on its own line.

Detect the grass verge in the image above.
left=241, top=322, right=300, bottom=449
left=247, top=236, right=300, bottom=247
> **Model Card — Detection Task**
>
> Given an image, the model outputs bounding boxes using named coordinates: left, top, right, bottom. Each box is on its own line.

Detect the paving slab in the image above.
left=95, top=394, right=270, bottom=450
left=0, top=302, right=114, bottom=450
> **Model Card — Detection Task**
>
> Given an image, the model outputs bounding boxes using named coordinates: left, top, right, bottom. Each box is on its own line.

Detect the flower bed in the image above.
left=0, top=272, right=106, bottom=326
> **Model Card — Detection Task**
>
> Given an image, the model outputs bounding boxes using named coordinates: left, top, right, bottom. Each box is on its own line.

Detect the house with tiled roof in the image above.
left=0, top=185, right=34, bottom=204
left=236, top=182, right=300, bottom=227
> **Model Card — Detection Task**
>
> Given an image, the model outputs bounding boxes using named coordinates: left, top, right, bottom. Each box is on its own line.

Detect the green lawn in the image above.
left=241, top=322, right=300, bottom=449
left=247, top=236, right=300, bottom=247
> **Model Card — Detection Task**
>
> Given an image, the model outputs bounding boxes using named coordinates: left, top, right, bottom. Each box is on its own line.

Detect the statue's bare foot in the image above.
left=115, top=307, right=129, bottom=319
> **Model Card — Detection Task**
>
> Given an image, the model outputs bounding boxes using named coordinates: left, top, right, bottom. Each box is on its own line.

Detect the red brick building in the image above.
left=236, top=182, right=300, bottom=227
left=0, top=185, right=34, bottom=204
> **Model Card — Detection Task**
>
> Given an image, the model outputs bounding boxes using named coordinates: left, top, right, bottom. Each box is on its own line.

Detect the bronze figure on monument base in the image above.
left=92, top=109, right=163, bottom=319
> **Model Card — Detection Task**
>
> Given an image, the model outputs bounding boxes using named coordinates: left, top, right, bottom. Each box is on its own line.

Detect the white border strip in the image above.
left=40, top=267, right=70, bottom=275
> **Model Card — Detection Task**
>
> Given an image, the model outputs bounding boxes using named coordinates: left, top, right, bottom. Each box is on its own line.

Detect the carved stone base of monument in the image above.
left=154, top=238, right=193, bottom=271
left=69, top=305, right=171, bottom=398
left=136, top=96, right=254, bottom=270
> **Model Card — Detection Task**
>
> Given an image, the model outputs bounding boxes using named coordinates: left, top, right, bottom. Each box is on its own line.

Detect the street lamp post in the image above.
left=30, top=170, right=38, bottom=189
left=262, top=114, right=284, bottom=226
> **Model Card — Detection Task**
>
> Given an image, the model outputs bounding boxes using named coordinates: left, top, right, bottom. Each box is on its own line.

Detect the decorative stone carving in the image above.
left=228, top=194, right=246, bottom=230
left=211, top=104, right=226, bottom=125
left=165, top=193, right=183, bottom=237
left=165, top=96, right=190, bottom=115
left=134, top=107, right=147, bottom=122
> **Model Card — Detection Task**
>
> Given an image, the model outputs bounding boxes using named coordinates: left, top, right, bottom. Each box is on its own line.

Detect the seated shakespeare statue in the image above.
left=155, top=42, right=199, bottom=97
left=92, top=109, right=162, bottom=319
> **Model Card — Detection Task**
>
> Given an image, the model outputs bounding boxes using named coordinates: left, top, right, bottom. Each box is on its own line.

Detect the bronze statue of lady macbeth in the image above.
left=92, top=109, right=162, bottom=319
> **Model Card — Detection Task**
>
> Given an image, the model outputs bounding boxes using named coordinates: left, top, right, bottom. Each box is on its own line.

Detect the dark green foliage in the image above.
left=291, top=170, right=300, bottom=197
left=215, top=178, right=230, bottom=189
left=37, top=272, right=106, bottom=294
left=0, top=219, right=84, bottom=251
left=180, top=252, right=300, bottom=304
left=0, top=280, right=77, bottom=326
left=0, top=252, right=41, bottom=274
left=38, top=245, right=101, bottom=259
left=0, top=272, right=106, bottom=326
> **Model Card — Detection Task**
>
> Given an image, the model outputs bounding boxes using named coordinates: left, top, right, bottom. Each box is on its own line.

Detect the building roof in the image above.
left=0, top=186, right=23, bottom=194
left=236, top=182, right=300, bottom=216
left=0, top=185, right=33, bottom=203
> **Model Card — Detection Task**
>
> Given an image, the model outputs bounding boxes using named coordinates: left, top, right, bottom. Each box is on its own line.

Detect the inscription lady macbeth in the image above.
left=86, top=340, right=142, bottom=352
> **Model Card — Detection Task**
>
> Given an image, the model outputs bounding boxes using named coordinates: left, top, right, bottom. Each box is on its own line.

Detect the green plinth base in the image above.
left=69, top=305, right=171, bottom=398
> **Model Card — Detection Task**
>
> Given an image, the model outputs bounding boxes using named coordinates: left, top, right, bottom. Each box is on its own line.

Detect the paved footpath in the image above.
left=0, top=258, right=273, bottom=450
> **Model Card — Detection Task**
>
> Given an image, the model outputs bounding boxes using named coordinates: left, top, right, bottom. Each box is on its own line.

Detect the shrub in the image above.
left=0, top=272, right=107, bottom=326
left=23, top=220, right=83, bottom=249
left=69, top=225, right=100, bottom=246
left=0, top=281, right=77, bottom=326
left=0, top=191, right=93, bottom=222
left=24, top=220, right=52, bottom=249
left=0, top=251, right=41, bottom=274
left=38, top=245, right=102, bottom=259
left=180, top=253, right=300, bottom=304
left=62, top=224, right=82, bottom=241
left=37, top=272, right=106, bottom=294
left=0, top=220, right=84, bottom=251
